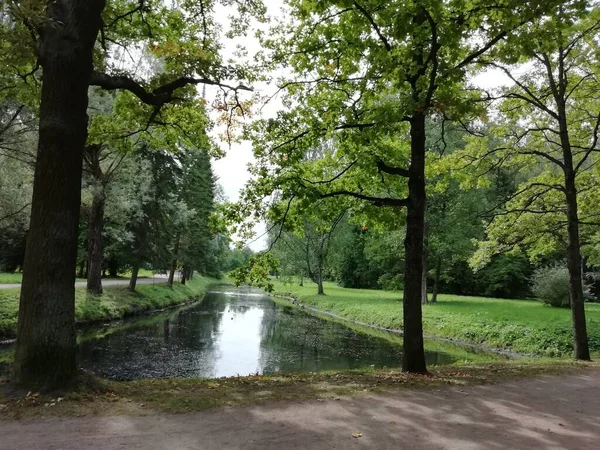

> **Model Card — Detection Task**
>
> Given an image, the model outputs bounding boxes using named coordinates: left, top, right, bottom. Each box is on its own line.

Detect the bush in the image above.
left=531, top=263, right=590, bottom=308
left=377, top=273, right=403, bottom=291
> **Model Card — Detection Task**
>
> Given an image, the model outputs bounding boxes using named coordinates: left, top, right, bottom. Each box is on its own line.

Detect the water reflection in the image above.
left=78, top=287, right=492, bottom=380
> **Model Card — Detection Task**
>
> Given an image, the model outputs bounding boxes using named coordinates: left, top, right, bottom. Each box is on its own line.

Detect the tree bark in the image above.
left=402, top=112, right=428, bottom=374
left=168, top=231, right=181, bottom=287
left=431, top=258, right=441, bottom=303
left=108, top=259, right=118, bottom=278
left=13, top=0, right=106, bottom=387
left=556, top=94, right=590, bottom=361
left=564, top=172, right=590, bottom=360
left=86, top=184, right=105, bottom=294
left=129, top=264, right=140, bottom=292
left=317, top=274, right=324, bottom=295
left=421, top=239, right=428, bottom=305
left=181, top=264, right=190, bottom=285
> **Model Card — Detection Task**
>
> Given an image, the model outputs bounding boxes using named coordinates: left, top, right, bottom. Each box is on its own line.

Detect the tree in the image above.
left=466, top=4, right=599, bottom=360
left=171, top=148, right=216, bottom=285
left=271, top=208, right=345, bottom=295
left=6, top=0, right=262, bottom=387
left=83, top=87, right=214, bottom=293
left=238, top=0, right=559, bottom=373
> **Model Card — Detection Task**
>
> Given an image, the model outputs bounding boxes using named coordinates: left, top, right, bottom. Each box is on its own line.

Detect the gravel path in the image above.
left=1, top=369, right=598, bottom=450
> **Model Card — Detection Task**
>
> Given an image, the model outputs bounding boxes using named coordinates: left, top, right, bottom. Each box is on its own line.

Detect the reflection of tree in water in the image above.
left=79, top=290, right=467, bottom=380
left=257, top=303, right=407, bottom=374
left=79, top=293, right=230, bottom=379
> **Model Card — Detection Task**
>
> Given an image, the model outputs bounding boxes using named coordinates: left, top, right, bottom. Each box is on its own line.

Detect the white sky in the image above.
left=210, top=5, right=512, bottom=252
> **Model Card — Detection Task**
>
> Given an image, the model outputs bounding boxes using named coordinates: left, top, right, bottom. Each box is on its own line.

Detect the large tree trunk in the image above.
left=129, top=264, right=140, bottom=292
left=13, top=0, right=106, bottom=387
left=431, top=258, right=441, bottom=303
left=86, top=184, right=105, bottom=294
left=564, top=173, right=590, bottom=360
left=402, top=112, right=428, bottom=374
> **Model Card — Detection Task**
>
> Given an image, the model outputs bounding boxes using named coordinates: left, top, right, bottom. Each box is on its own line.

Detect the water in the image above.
left=77, top=287, right=499, bottom=380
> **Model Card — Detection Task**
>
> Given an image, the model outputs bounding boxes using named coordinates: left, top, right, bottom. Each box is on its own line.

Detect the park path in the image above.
left=1, top=369, right=599, bottom=450
left=0, top=275, right=169, bottom=290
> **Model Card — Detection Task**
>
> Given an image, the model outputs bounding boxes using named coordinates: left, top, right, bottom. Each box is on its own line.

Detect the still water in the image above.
left=78, top=287, right=494, bottom=380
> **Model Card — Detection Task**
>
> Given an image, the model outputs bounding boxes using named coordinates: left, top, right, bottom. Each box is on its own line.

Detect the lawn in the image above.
left=0, top=273, right=24, bottom=284
left=272, top=280, right=600, bottom=357
left=0, top=275, right=222, bottom=339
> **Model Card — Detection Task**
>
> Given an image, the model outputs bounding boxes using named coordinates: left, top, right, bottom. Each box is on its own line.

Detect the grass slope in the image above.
left=0, top=276, right=222, bottom=339
left=273, top=280, right=600, bottom=357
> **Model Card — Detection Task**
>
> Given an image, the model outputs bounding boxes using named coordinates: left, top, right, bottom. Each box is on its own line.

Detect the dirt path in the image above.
left=0, top=276, right=168, bottom=290
left=1, top=370, right=599, bottom=450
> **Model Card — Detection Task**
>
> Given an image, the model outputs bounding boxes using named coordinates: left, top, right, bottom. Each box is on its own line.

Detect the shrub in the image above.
left=531, top=263, right=591, bottom=308
left=377, top=273, right=403, bottom=291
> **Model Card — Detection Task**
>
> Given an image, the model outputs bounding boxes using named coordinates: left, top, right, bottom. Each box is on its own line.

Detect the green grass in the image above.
left=118, top=268, right=157, bottom=279
left=0, top=276, right=223, bottom=339
left=0, top=273, right=24, bottom=284
left=272, top=280, right=600, bottom=358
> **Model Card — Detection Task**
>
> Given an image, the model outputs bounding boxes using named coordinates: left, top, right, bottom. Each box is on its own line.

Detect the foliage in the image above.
left=229, top=252, right=279, bottom=292
left=532, top=263, right=592, bottom=308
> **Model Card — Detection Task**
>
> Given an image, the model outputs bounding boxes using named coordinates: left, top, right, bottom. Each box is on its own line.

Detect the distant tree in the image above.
left=271, top=209, right=345, bottom=295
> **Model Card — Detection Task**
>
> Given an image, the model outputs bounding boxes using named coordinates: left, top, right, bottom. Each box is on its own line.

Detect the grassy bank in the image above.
left=0, top=360, right=594, bottom=419
left=273, top=280, right=600, bottom=357
left=0, top=276, right=222, bottom=339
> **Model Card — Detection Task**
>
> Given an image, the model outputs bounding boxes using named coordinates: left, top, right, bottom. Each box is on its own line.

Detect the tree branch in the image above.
left=352, top=2, right=391, bottom=51
left=319, top=190, right=409, bottom=207
left=89, top=71, right=252, bottom=107
left=376, top=159, right=410, bottom=178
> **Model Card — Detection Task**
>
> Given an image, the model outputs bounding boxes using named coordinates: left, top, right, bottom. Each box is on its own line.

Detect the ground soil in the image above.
left=1, top=369, right=598, bottom=450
